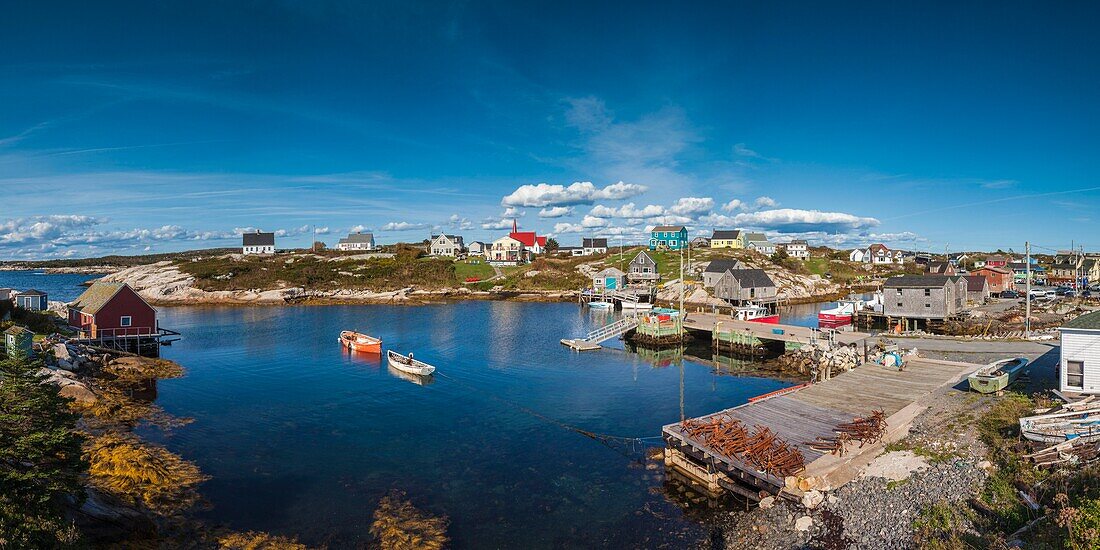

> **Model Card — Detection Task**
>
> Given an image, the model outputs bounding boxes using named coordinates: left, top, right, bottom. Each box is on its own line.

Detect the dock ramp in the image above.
left=561, top=317, right=639, bottom=351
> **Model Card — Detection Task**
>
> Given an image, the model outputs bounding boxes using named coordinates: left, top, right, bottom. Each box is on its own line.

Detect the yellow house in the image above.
left=709, top=230, right=743, bottom=249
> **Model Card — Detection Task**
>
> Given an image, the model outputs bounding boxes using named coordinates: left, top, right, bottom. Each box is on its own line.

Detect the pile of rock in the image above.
left=775, top=343, right=861, bottom=380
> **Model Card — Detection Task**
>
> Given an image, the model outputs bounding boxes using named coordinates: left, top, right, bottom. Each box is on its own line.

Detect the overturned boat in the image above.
left=1019, top=400, right=1100, bottom=444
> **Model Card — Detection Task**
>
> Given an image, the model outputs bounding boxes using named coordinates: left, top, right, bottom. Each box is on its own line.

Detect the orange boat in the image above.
left=338, top=331, right=382, bottom=353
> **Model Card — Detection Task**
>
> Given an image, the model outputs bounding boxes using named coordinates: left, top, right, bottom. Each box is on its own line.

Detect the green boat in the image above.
left=968, top=357, right=1029, bottom=394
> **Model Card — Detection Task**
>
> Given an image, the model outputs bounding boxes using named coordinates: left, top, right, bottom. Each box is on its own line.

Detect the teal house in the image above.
left=649, top=225, right=689, bottom=251
left=4, top=326, right=34, bottom=359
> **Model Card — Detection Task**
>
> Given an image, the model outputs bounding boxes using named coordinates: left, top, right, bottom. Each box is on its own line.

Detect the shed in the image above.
left=628, top=251, right=659, bottom=283
left=702, top=259, right=746, bottom=288
left=4, top=326, right=34, bottom=359
left=13, top=289, right=48, bottom=311
left=242, top=231, right=276, bottom=255
left=963, top=275, right=990, bottom=303
left=593, top=267, right=626, bottom=291
left=713, top=269, right=777, bottom=303
left=882, top=276, right=960, bottom=319
left=1060, top=311, right=1100, bottom=395
left=68, top=282, right=158, bottom=339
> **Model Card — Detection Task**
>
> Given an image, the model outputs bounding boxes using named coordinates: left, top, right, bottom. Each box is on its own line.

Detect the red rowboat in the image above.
left=339, top=331, right=382, bottom=353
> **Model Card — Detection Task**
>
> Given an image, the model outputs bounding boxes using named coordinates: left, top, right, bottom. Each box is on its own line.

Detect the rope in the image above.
left=432, top=371, right=664, bottom=449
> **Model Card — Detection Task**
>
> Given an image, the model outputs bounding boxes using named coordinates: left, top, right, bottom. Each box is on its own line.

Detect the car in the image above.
left=1056, top=287, right=1073, bottom=296
left=999, top=290, right=1020, bottom=299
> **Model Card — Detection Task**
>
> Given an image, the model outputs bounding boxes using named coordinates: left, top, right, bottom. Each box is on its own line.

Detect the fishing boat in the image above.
left=386, top=350, right=436, bottom=376
left=967, top=357, right=1029, bottom=394
left=1020, top=403, right=1100, bottom=444
left=338, top=330, right=382, bottom=353
left=733, top=304, right=780, bottom=324
left=387, top=364, right=435, bottom=386
left=588, top=301, right=614, bottom=310
left=818, top=299, right=862, bottom=329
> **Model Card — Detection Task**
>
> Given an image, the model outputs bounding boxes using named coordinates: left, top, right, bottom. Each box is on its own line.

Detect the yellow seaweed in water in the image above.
left=370, top=490, right=450, bottom=550
left=84, top=432, right=209, bottom=515
left=217, top=531, right=309, bottom=550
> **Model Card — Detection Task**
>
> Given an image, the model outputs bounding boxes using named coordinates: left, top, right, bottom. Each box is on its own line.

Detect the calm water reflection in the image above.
left=148, top=302, right=791, bottom=548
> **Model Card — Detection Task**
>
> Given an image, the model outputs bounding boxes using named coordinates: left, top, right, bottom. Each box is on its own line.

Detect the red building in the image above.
left=509, top=220, right=547, bottom=254
left=973, top=266, right=1013, bottom=294
left=68, top=282, right=157, bottom=339
left=984, top=255, right=1009, bottom=268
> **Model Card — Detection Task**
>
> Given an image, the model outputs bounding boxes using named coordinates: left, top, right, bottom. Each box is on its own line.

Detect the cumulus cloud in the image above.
left=381, top=221, right=430, bottom=231
left=589, top=203, right=665, bottom=219
left=701, top=208, right=880, bottom=233
left=538, top=206, right=573, bottom=218
left=552, top=222, right=585, bottom=234
left=722, top=199, right=746, bottom=212
left=481, top=218, right=514, bottom=230
left=754, top=196, right=778, bottom=209
left=448, top=214, right=474, bottom=230
left=500, top=181, right=647, bottom=208
left=349, top=224, right=372, bottom=233
left=668, top=197, right=714, bottom=217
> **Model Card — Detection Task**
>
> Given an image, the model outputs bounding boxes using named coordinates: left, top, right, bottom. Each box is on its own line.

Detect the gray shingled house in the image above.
left=702, top=259, right=746, bottom=288
left=628, top=251, right=659, bottom=283
left=713, top=269, right=776, bottom=303
left=882, top=275, right=962, bottom=320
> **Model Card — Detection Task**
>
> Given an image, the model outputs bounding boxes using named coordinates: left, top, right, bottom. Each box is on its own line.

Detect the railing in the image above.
left=584, top=317, right=639, bottom=344
left=73, top=326, right=156, bottom=340
left=607, top=290, right=640, bottom=303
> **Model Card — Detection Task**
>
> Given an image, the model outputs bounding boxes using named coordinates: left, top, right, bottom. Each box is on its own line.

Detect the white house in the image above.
left=467, top=241, right=487, bottom=256
left=747, top=240, right=776, bottom=255
left=430, top=234, right=465, bottom=257
left=1060, top=311, right=1100, bottom=395
left=242, top=231, right=276, bottom=255
left=848, top=249, right=866, bottom=262
left=582, top=238, right=609, bottom=256
left=781, top=240, right=809, bottom=259
left=488, top=236, right=526, bottom=265
left=336, top=232, right=375, bottom=251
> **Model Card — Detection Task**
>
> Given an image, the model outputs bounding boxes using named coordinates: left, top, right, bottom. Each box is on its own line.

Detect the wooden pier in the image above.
left=682, top=313, right=871, bottom=347
left=662, top=357, right=981, bottom=500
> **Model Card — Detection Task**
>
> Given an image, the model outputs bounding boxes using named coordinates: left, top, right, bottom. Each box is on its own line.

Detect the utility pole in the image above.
left=1025, top=241, right=1031, bottom=338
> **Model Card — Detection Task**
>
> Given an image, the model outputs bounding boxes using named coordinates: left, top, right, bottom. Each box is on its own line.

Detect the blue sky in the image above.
left=2, top=1, right=1099, bottom=259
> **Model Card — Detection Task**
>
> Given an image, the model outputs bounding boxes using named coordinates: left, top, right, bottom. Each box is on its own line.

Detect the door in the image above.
left=1066, top=360, right=1085, bottom=391
left=606, top=277, right=617, bottom=290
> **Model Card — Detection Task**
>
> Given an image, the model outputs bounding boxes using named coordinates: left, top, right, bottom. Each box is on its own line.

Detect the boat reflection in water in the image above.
left=387, top=364, right=435, bottom=386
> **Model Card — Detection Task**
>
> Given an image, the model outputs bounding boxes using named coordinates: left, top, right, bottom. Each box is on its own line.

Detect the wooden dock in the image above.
left=681, top=312, right=871, bottom=346
left=662, top=357, right=980, bottom=500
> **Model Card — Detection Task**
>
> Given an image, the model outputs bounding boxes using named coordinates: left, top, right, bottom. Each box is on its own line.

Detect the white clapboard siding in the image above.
left=1061, top=329, right=1100, bottom=394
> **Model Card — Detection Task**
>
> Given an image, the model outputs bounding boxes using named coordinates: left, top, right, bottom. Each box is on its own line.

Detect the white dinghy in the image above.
left=386, top=350, right=436, bottom=376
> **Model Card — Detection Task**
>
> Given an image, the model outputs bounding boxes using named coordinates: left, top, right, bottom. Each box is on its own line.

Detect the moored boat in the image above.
left=386, top=350, right=436, bottom=376
left=339, top=330, right=382, bottom=353
left=620, top=301, right=653, bottom=311
left=734, top=304, right=780, bottom=324
left=588, top=301, right=614, bottom=310
left=818, top=299, right=862, bottom=329
left=968, top=357, right=1029, bottom=394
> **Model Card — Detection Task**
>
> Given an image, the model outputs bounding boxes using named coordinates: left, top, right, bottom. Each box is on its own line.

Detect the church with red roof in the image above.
left=509, top=219, right=547, bottom=254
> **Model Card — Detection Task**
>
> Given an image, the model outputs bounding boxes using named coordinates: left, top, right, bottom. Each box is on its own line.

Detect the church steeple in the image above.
left=512, top=219, right=518, bottom=233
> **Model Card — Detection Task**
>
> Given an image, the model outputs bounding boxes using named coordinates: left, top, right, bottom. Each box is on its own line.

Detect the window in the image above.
left=925, top=303, right=931, bottom=308
left=924, top=289, right=931, bottom=297
left=897, top=303, right=903, bottom=308
left=120, top=316, right=132, bottom=327
left=1067, top=360, right=1085, bottom=389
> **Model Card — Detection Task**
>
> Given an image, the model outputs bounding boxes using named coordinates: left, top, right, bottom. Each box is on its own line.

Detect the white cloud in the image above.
left=481, top=218, right=514, bottom=230
left=754, top=196, right=778, bottom=209
left=448, top=214, right=474, bottom=230
left=552, top=222, right=585, bottom=234
left=668, top=197, right=714, bottom=217
left=703, top=208, right=880, bottom=233
left=721, top=199, right=746, bottom=212
left=349, top=225, right=372, bottom=233
left=589, top=203, right=665, bottom=219
left=581, top=215, right=609, bottom=228
left=500, top=181, right=647, bottom=208
left=538, top=206, right=573, bottom=218
left=501, top=207, right=524, bottom=218
left=381, top=221, right=430, bottom=231
left=733, top=143, right=761, bottom=158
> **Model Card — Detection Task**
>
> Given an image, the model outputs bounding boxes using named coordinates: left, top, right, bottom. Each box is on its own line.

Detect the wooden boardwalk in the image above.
left=662, top=357, right=979, bottom=499
left=680, top=312, right=870, bottom=346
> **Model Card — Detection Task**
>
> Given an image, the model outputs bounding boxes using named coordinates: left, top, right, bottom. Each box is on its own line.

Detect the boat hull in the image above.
left=589, top=302, right=613, bottom=309
left=748, top=315, right=781, bottom=324
left=818, top=313, right=853, bottom=329
left=620, top=302, right=653, bottom=310
left=339, top=331, right=382, bottom=353
left=967, top=373, right=1010, bottom=394
left=386, top=351, right=436, bottom=376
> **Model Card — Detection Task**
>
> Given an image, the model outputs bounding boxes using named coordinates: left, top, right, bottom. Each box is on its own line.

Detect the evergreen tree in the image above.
left=0, top=350, right=86, bottom=548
